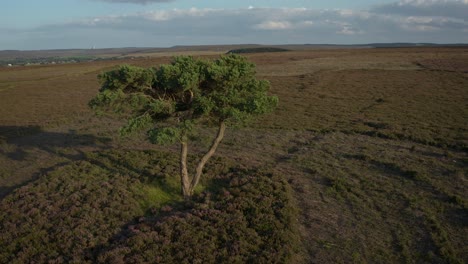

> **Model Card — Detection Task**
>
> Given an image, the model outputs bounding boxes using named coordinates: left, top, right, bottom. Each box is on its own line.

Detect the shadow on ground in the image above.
left=0, top=125, right=112, bottom=198
left=0, top=125, right=112, bottom=160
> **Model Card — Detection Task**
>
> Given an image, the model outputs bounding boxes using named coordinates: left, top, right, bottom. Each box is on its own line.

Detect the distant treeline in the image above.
left=0, top=56, right=113, bottom=66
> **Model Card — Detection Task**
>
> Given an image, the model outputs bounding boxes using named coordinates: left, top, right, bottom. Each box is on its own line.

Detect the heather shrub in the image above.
left=0, top=161, right=144, bottom=263
left=98, top=168, right=299, bottom=263
left=0, top=150, right=298, bottom=263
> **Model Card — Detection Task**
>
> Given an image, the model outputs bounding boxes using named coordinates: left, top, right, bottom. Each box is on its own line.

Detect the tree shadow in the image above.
left=0, top=125, right=112, bottom=198
left=0, top=125, right=112, bottom=161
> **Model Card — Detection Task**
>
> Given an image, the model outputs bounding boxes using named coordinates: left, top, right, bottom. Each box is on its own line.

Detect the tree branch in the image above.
left=190, top=121, right=226, bottom=194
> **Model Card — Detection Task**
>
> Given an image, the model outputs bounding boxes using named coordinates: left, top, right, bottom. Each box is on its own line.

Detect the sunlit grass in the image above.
left=136, top=184, right=181, bottom=211
left=136, top=175, right=210, bottom=212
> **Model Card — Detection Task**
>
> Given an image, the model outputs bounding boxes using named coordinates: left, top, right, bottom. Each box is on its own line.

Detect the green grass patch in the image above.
left=135, top=184, right=180, bottom=212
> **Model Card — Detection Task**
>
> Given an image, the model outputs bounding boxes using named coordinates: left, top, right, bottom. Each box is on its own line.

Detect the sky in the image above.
left=0, top=0, right=467, bottom=50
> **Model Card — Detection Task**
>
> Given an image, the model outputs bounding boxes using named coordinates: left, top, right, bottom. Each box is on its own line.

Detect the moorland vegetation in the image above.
left=0, top=47, right=466, bottom=263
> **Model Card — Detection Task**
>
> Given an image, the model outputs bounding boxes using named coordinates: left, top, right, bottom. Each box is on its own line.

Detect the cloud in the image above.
left=142, top=8, right=215, bottom=21
left=254, top=21, right=293, bottom=30
left=369, top=0, right=468, bottom=33
left=92, top=0, right=174, bottom=4
left=371, top=0, right=468, bottom=19
left=1, top=3, right=467, bottom=50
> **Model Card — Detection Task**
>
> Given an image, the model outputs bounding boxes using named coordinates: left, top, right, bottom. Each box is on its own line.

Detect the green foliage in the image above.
left=119, top=113, right=153, bottom=137
left=155, top=56, right=206, bottom=95
left=89, top=65, right=155, bottom=117
left=88, top=89, right=126, bottom=114
left=88, top=54, right=278, bottom=198
left=148, top=99, right=175, bottom=117
left=148, top=126, right=181, bottom=145
left=98, top=64, right=153, bottom=92
left=197, top=55, right=279, bottom=123
left=89, top=54, right=278, bottom=139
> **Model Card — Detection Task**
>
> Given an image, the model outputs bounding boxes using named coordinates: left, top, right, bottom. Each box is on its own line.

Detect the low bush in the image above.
left=0, top=150, right=299, bottom=263
left=97, top=168, right=299, bottom=263
left=0, top=161, right=144, bottom=263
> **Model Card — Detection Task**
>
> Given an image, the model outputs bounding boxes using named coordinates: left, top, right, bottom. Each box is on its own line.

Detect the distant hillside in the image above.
left=227, top=47, right=290, bottom=54
left=367, top=43, right=468, bottom=48
left=2, top=43, right=467, bottom=66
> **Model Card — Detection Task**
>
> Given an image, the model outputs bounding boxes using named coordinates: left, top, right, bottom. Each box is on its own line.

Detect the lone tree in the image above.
left=89, top=55, right=278, bottom=198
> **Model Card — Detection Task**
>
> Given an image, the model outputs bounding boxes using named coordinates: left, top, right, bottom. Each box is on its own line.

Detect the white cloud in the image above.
left=142, top=11, right=171, bottom=21
left=141, top=8, right=215, bottom=21
left=372, top=0, right=468, bottom=19
left=301, top=21, right=315, bottom=26
left=77, top=16, right=122, bottom=26
left=1, top=3, right=467, bottom=50
left=254, top=21, right=293, bottom=30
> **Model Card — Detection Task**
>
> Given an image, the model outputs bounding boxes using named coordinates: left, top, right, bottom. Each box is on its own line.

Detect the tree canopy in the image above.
left=89, top=54, right=278, bottom=197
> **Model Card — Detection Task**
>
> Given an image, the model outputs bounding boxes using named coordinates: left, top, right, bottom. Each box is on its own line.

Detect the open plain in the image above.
left=0, top=47, right=467, bottom=263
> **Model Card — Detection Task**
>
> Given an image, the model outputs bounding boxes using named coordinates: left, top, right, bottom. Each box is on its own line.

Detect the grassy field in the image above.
left=0, top=47, right=467, bottom=263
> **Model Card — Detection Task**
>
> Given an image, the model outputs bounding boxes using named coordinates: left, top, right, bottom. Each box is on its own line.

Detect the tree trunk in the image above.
left=189, top=121, right=226, bottom=195
left=179, top=141, right=191, bottom=199
left=178, top=121, right=226, bottom=198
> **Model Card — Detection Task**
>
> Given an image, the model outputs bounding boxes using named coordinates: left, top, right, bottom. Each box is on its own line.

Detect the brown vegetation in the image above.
left=1, top=47, right=467, bottom=263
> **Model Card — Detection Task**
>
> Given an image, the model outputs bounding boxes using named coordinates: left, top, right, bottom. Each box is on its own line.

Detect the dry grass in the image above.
left=0, top=47, right=467, bottom=263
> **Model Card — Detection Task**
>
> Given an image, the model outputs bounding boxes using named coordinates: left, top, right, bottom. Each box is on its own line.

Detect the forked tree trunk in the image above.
left=179, top=121, right=226, bottom=199
left=189, top=121, right=226, bottom=195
